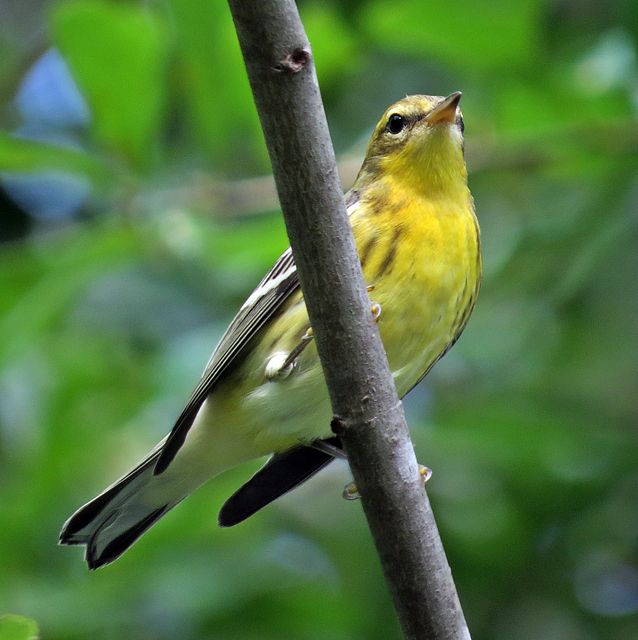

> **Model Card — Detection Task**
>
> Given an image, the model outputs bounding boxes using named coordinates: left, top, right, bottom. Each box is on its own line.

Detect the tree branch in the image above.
left=226, top=1, right=470, bottom=638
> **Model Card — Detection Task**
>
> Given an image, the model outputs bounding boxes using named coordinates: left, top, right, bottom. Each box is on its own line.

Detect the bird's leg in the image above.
left=265, top=295, right=380, bottom=381
left=265, top=327, right=314, bottom=380
left=280, top=327, right=314, bottom=370
left=311, top=438, right=347, bottom=460
left=342, top=464, right=432, bottom=501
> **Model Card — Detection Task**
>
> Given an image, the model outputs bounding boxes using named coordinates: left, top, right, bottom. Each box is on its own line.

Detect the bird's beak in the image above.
left=426, top=91, right=462, bottom=125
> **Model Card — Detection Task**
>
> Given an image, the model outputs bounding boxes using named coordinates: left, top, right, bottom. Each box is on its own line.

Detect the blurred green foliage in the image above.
left=0, top=0, right=637, bottom=638
left=0, top=615, right=39, bottom=640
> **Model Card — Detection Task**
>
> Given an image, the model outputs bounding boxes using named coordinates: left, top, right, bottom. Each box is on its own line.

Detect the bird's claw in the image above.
left=342, top=480, right=361, bottom=501
left=419, top=464, right=433, bottom=485
left=342, top=464, right=432, bottom=501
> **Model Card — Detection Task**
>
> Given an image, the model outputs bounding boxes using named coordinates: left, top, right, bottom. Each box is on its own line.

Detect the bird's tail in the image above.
left=59, top=443, right=191, bottom=569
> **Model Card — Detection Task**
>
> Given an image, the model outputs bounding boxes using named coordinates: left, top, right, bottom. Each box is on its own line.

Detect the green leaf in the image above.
left=0, top=219, right=139, bottom=366
left=0, top=132, right=106, bottom=181
left=359, top=0, right=544, bottom=71
left=51, top=0, right=168, bottom=169
left=301, top=2, right=358, bottom=89
left=0, top=615, right=39, bottom=640
left=169, top=0, right=265, bottom=169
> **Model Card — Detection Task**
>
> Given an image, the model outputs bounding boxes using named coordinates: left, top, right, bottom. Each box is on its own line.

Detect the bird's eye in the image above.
left=386, top=114, right=405, bottom=134
left=458, top=115, right=465, bottom=135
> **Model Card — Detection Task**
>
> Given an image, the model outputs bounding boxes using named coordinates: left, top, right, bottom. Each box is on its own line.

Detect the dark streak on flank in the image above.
left=360, top=180, right=392, bottom=216
left=388, top=198, right=407, bottom=216
left=359, top=235, right=379, bottom=269
left=365, top=192, right=386, bottom=215
left=375, top=225, right=403, bottom=280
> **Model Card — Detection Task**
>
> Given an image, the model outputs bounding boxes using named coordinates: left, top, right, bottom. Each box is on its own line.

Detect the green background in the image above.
left=1, top=1, right=637, bottom=638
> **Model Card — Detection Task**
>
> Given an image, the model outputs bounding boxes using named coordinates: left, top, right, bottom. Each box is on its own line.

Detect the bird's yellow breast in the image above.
left=352, top=178, right=480, bottom=395
left=234, top=175, right=480, bottom=451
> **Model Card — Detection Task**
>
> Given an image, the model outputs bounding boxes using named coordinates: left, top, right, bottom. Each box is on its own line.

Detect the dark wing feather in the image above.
left=154, top=189, right=362, bottom=475
left=154, top=249, right=299, bottom=474
left=218, top=437, right=343, bottom=527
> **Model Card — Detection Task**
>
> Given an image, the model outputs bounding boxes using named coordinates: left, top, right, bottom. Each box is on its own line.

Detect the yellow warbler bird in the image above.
left=60, top=92, right=481, bottom=568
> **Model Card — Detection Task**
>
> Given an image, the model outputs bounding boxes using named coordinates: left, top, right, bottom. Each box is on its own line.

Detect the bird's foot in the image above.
left=342, top=481, right=361, bottom=501
left=342, top=464, right=432, bottom=501
left=419, top=464, right=433, bottom=485
left=265, top=297, right=378, bottom=382
left=366, top=285, right=381, bottom=322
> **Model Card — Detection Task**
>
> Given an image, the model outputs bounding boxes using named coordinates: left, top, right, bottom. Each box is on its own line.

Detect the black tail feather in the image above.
left=218, top=438, right=342, bottom=527
left=86, top=505, right=169, bottom=570
left=59, top=445, right=176, bottom=569
left=60, top=451, right=160, bottom=545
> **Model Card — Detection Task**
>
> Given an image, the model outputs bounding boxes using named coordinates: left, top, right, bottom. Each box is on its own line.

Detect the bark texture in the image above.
left=227, top=2, right=471, bottom=638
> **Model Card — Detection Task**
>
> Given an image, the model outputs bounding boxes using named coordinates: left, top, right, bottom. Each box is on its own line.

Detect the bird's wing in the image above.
left=154, top=247, right=300, bottom=474
left=218, top=437, right=343, bottom=527
left=154, top=190, right=361, bottom=475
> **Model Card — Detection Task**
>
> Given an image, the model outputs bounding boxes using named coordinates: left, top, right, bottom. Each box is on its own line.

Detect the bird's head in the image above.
left=357, top=93, right=467, bottom=194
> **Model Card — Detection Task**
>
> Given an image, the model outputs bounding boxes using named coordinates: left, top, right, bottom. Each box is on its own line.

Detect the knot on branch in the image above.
left=330, top=415, right=348, bottom=436
left=274, top=47, right=311, bottom=73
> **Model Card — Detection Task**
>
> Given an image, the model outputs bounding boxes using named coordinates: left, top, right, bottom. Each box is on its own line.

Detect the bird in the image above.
left=60, top=92, right=481, bottom=569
